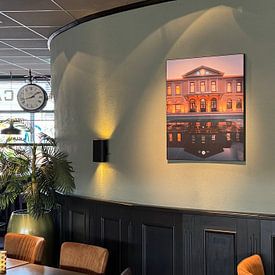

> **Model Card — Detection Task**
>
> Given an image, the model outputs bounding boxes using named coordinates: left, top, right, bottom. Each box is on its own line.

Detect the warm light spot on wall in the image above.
left=93, top=88, right=118, bottom=139
left=92, top=163, right=117, bottom=197
left=64, top=52, right=119, bottom=140
left=94, top=116, right=116, bottom=139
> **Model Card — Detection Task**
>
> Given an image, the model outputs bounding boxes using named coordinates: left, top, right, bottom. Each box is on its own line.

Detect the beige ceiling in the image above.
left=0, top=0, right=149, bottom=76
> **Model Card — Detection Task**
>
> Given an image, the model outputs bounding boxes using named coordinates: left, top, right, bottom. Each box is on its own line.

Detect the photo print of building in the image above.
left=166, top=54, right=245, bottom=161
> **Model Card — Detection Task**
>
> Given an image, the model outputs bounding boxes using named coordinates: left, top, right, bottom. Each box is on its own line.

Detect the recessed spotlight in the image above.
left=0, top=21, right=3, bottom=24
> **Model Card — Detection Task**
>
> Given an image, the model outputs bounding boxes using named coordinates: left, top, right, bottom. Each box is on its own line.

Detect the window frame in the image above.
left=236, top=82, right=242, bottom=92
left=190, top=82, right=195, bottom=93
left=211, top=81, right=216, bottom=92
left=0, top=76, right=54, bottom=145
left=175, top=84, right=181, bottom=95
left=226, top=82, right=232, bottom=93
left=227, top=99, right=232, bottom=110
left=167, top=84, right=172, bottom=96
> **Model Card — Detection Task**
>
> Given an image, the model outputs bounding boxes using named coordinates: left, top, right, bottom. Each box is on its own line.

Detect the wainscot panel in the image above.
left=57, top=195, right=275, bottom=275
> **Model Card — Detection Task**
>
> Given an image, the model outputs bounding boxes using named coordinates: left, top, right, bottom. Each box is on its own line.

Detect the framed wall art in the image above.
left=166, top=54, right=245, bottom=161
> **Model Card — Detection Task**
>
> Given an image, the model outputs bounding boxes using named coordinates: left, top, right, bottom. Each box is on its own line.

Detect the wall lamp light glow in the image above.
left=93, top=139, right=109, bottom=162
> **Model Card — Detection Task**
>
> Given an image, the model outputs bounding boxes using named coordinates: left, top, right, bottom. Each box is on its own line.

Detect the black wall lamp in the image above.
left=93, top=139, right=109, bottom=162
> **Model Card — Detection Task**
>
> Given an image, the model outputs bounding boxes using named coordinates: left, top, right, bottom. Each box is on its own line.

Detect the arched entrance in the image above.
left=189, top=99, right=196, bottom=112
left=200, top=98, right=206, bottom=112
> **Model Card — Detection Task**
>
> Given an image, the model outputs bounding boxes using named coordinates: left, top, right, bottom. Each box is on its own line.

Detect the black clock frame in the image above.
left=17, top=83, right=48, bottom=112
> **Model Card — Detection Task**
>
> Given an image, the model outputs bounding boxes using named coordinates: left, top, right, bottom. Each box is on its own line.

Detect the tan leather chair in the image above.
left=237, top=254, right=265, bottom=275
left=4, top=232, right=45, bottom=264
left=60, top=242, right=109, bottom=275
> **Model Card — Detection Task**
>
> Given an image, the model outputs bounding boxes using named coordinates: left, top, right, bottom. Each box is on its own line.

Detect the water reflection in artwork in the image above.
left=167, top=117, right=244, bottom=161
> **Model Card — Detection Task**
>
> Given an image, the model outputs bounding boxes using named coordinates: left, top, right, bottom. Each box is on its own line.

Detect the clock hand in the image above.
left=25, top=92, right=40, bottom=100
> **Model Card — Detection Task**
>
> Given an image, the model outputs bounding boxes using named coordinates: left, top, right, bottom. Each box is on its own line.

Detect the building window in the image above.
left=175, top=85, right=181, bottom=95
left=200, top=98, right=206, bottom=112
left=190, top=82, right=195, bottom=93
left=236, top=98, right=242, bottom=109
left=170, top=104, right=175, bottom=113
left=211, top=81, right=216, bottom=92
left=211, top=98, right=217, bottom=112
left=0, top=79, right=54, bottom=144
left=167, top=84, right=172, bottom=96
left=166, top=104, right=173, bottom=113
left=237, top=82, right=242, bottom=92
left=200, top=81, right=205, bottom=92
left=227, top=99, right=232, bottom=109
left=190, top=99, right=196, bottom=112
left=227, top=82, right=232, bottom=93
left=177, top=133, right=181, bottom=142
left=175, top=104, right=181, bottom=113
left=168, top=133, right=173, bottom=142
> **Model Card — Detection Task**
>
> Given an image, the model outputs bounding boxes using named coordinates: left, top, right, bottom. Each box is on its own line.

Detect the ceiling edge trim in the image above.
left=47, top=0, right=175, bottom=49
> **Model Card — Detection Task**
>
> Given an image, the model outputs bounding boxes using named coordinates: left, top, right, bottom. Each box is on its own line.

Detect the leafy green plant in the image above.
left=0, top=119, right=75, bottom=218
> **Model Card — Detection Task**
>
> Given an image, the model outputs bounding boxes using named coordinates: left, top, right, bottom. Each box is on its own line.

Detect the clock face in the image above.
left=17, top=84, right=48, bottom=112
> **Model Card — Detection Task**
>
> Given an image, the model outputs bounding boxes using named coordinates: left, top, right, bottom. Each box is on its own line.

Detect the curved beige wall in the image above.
left=51, top=0, right=275, bottom=214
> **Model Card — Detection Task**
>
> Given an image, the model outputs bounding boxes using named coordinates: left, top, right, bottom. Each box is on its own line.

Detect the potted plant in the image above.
left=0, top=119, right=75, bottom=263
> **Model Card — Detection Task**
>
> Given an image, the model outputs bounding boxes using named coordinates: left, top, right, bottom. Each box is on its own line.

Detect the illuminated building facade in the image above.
left=166, top=66, right=244, bottom=115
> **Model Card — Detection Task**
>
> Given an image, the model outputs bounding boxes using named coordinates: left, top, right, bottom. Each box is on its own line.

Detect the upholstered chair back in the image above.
left=60, top=242, right=109, bottom=275
left=4, top=232, right=45, bottom=264
left=237, top=254, right=265, bottom=275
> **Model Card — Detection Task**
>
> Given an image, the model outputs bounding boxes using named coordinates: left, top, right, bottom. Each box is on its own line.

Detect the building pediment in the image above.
left=183, top=66, right=224, bottom=78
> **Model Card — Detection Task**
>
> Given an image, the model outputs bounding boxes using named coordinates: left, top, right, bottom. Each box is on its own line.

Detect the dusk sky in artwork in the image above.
left=167, top=54, right=244, bottom=80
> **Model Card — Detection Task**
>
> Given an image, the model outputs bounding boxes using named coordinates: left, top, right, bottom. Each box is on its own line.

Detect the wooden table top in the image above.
left=5, top=258, right=83, bottom=274
left=7, top=258, right=29, bottom=269
left=6, top=264, right=83, bottom=274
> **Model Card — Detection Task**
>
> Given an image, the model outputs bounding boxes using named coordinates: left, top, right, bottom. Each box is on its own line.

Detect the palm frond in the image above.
left=39, top=133, right=56, bottom=146
left=42, top=147, right=75, bottom=193
left=0, top=180, right=22, bottom=210
left=0, top=125, right=75, bottom=218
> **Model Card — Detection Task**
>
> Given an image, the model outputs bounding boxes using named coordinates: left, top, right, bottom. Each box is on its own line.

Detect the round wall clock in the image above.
left=17, top=84, right=48, bottom=112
